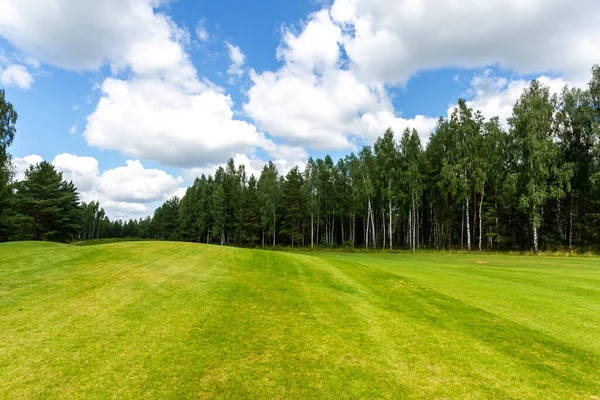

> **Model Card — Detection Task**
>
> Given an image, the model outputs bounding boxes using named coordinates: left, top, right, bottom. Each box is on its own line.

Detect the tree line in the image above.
left=154, top=67, right=600, bottom=252
left=1, top=65, right=599, bottom=250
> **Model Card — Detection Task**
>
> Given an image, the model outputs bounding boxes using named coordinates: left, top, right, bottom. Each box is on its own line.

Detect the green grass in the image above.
left=1, top=242, right=599, bottom=399
left=71, top=238, right=152, bottom=246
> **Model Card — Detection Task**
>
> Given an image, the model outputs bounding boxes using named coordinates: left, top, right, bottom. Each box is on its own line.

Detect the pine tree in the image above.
left=258, top=162, right=279, bottom=247
left=12, top=161, right=81, bottom=242
left=281, top=166, right=304, bottom=247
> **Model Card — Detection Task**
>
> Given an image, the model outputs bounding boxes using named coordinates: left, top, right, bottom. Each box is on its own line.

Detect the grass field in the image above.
left=1, top=242, right=599, bottom=399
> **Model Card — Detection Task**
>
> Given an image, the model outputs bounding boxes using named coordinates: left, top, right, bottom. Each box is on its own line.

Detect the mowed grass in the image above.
left=1, top=242, right=599, bottom=399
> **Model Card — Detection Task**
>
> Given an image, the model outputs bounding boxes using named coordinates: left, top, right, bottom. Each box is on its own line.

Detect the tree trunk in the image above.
left=412, top=194, right=416, bottom=252
left=533, top=222, right=539, bottom=253
left=569, top=196, right=573, bottom=250
left=273, top=213, right=276, bottom=247
left=389, top=198, right=393, bottom=250
left=466, top=196, right=471, bottom=252
left=448, top=202, right=453, bottom=250
left=368, top=198, right=376, bottom=249
left=473, top=186, right=477, bottom=249
left=311, top=212, right=314, bottom=248
left=331, top=214, right=335, bottom=246
left=461, top=201, right=464, bottom=250
left=495, top=195, right=499, bottom=250
left=479, top=186, right=484, bottom=252
left=352, top=215, right=356, bottom=247
left=365, top=213, right=369, bottom=248
left=408, top=209, right=412, bottom=250
left=382, top=206, right=386, bottom=249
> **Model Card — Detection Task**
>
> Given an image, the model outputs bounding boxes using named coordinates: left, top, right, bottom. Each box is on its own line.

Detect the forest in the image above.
left=1, top=65, right=600, bottom=252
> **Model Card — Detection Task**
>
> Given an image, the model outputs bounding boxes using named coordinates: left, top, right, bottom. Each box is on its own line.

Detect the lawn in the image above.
left=1, top=241, right=599, bottom=399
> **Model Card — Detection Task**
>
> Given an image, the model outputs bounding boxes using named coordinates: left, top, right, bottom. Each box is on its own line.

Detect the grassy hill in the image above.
left=1, top=242, right=599, bottom=398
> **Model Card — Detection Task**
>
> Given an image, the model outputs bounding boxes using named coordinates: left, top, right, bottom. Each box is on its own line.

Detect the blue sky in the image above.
left=0, top=0, right=597, bottom=219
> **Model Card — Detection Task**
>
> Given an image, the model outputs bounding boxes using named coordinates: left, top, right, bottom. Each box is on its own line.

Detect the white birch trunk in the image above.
left=382, top=206, right=386, bottom=249
left=389, top=199, right=393, bottom=250
left=368, top=198, right=376, bottom=248
left=466, top=196, right=471, bottom=252
left=311, top=213, right=314, bottom=248
left=479, top=187, right=484, bottom=252
left=365, top=213, right=369, bottom=248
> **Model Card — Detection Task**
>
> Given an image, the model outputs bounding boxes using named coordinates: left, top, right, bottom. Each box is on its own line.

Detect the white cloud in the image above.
left=52, top=153, right=99, bottom=193
left=455, top=70, right=573, bottom=128
left=196, top=20, right=209, bottom=42
left=68, top=124, right=77, bottom=135
left=5, top=0, right=599, bottom=179
left=225, top=42, right=246, bottom=78
left=97, top=159, right=183, bottom=204
left=12, top=154, right=43, bottom=181
left=0, top=64, right=33, bottom=89
left=331, top=0, right=600, bottom=85
left=276, top=9, right=342, bottom=73
left=34, top=153, right=184, bottom=219
left=245, top=9, right=434, bottom=150
left=246, top=1, right=598, bottom=151
left=0, top=0, right=183, bottom=75
left=185, top=151, right=307, bottom=182
left=361, top=112, right=438, bottom=144
left=84, top=77, right=271, bottom=168
left=0, top=0, right=293, bottom=170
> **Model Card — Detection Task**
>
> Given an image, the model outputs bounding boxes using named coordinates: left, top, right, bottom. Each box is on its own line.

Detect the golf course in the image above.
left=0, top=241, right=598, bottom=398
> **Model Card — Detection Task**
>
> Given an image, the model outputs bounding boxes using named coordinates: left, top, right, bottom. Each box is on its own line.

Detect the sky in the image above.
left=1, top=0, right=598, bottom=220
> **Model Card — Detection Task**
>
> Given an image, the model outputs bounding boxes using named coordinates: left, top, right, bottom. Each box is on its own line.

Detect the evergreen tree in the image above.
left=12, top=161, right=81, bottom=242
left=281, top=166, right=304, bottom=247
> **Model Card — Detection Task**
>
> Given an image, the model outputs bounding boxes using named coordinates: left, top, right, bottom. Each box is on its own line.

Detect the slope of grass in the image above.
left=1, top=241, right=599, bottom=399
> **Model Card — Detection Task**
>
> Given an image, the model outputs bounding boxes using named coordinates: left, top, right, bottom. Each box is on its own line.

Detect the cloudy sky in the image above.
left=1, top=0, right=598, bottom=219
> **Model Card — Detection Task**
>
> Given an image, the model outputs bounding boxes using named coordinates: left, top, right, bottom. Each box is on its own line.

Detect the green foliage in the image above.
left=4, top=66, right=600, bottom=251
left=0, top=89, right=18, bottom=241
left=10, top=161, right=81, bottom=242
left=258, top=161, right=280, bottom=247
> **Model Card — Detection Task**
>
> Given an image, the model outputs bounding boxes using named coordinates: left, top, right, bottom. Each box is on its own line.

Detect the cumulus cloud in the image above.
left=245, top=9, right=436, bottom=150
left=84, top=77, right=271, bottom=167
left=0, top=0, right=180, bottom=73
left=331, top=0, right=600, bottom=85
left=246, top=0, right=597, bottom=150
left=1, top=0, right=288, bottom=169
left=0, top=64, right=33, bottom=89
left=453, top=70, right=574, bottom=129
left=185, top=151, right=307, bottom=183
left=13, top=153, right=185, bottom=219
left=185, top=153, right=266, bottom=181
left=12, top=154, right=43, bottom=181
left=4, top=0, right=599, bottom=176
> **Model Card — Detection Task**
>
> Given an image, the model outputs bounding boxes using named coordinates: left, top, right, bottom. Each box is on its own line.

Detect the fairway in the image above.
left=1, top=242, right=599, bottom=399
